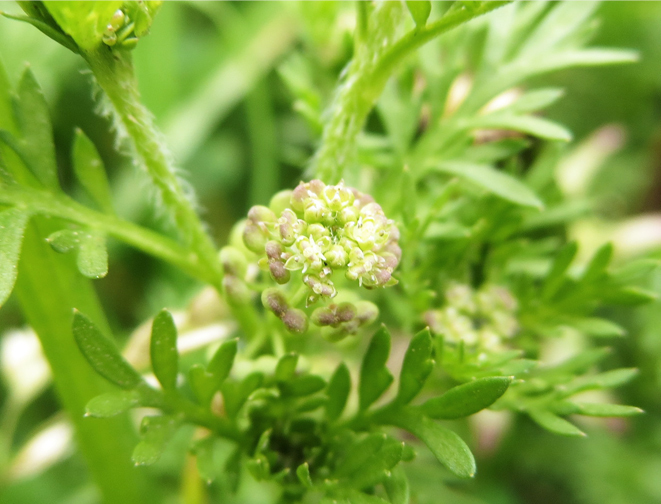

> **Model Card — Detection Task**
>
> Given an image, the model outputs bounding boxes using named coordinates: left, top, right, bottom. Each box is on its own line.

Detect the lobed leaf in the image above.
left=396, top=328, right=434, bottom=405
left=359, top=325, right=394, bottom=411
left=420, top=376, right=511, bottom=419
left=150, top=309, right=179, bottom=391
left=72, top=310, right=143, bottom=389
left=0, top=207, right=30, bottom=307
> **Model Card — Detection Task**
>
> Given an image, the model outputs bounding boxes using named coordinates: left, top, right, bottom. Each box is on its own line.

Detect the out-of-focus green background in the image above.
left=1, top=2, right=661, bottom=503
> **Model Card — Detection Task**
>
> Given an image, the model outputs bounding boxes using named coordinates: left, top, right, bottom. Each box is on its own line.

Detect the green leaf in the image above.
left=603, top=286, right=657, bottom=306
left=397, top=328, right=434, bottom=405
left=207, top=338, right=238, bottom=388
left=132, top=415, right=179, bottom=466
left=150, top=309, right=179, bottom=391
left=85, top=390, right=140, bottom=417
left=542, top=241, right=577, bottom=299
left=188, top=364, right=215, bottom=406
left=528, top=409, right=585, bottom=437
left=47, top=229, right=80, bottom=253
left=1, top=11, right=79, bottom=54
left=434, top=161, right=544, bottom=209
left=221, top=372, right=263, bottom=418
left=72, top=310, right=143, bottom=389
left=349, top=437, right=403, bottom=489
left=509, top=88, right=565, bottom=114
left=406, top=1, right=431, bottom=27
left=0, top=207, right=30, bottom=307
left=335, top=433, right=386, bottom=478
left=359, top=325, right=394, bottom=411
left=0, top=56, right=17, bottom=133
left=72, top=129, right=113, bottom=213
left=469, top=114, right=572, bottom=142
left=43, top=1, right=123, bottom=51
left=569, top=317, right=626, bottom=338
left=384, top=466, right=410, bottom=504
left=284, top=375, right=326, bottom=397
left=14, top=68, right=59, bottom=190
left=326, top=362, right=351, bottom=422
left=193, top=437, right=220, bottom=483
left=339, top=492, right=390, bottom=504
left=581, top=242, right=612, bottom=283
left=573, top=402, right=643, bottom=418
left=387, top=409, right=476, bottom=478
left=296, top=462, right=313, bottom=488
left=523, top=49, right=639, bottom=78
left=563, top=368, right=639, bottom=396
left=420, top=376, right=511, bottom=419
left=77, top=232, right=108, bottom=279
left=275, top=353, right=299, bottom=381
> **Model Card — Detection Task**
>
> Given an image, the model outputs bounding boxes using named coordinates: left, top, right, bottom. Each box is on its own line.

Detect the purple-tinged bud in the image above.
left=243, top=220, right=269, bottom=253
left=262, top=288, right=289, bottom=317
left=269, top=190, right=293, bottom=215
left=278, top=209, right=298, bottom=245
left=355, top=301, right=378, bottom=326
left=248, top=205, right=277, bottom=224
left=336, top=302, right=357, bottom=322
left=311, top=306, right=336, bottom=327
left=282, top=308, right=309, bottom=334
left=220, top=246, right=248, bottom=278
left=338, top=206, right=359, bottom=225
left=351, top=188, right=375, bottom=208
left=304, top=200, right=326, bottom=223
left=265, top=241, right=283, bottom=261
left=326, top=245, right=348, bottom=268
left=269, top=259, right=291, bottom=284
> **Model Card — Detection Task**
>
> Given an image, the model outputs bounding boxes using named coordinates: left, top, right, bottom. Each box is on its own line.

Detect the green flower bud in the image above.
left=269, top=190, right=293, bottom=215
left=248, top=205, right=277, bottom=224
left=243, top=220, right=269, bottom=253
left=220, top=246, right=248, bottom=278
left=326, top=245, right=348, bottom=268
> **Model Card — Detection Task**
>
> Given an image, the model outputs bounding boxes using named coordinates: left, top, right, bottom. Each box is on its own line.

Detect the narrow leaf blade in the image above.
left=397, top=328, right=434, bottom=404
left=72, top=129, right=113, bottom=213
left=359, top=325, right=394, bottom=411
left=85, top=390, right=140, bottom=418
left=208, top=338, right=238, bottom=387
left=150, top=309, right=179, bottom=391
left=326, top=362, right=351, bottom=421
left=421, top=377, right=512, bottom=419
left=0, top=207, right=30, bottom=307
left=77, top=232, right=108, bottom=279
left=529, top=409, right=586, bottom=437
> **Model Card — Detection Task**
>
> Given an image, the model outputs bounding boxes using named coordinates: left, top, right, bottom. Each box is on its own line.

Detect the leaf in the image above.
left=528, top=409, right=585, bottom=437
left=0, top=57, right=17, bottom=133
left=326, top=362, right=351, bottom=422
left=349, top=437, right=403, bottom=489
left=284, top=375, right=326, bottom=397
left=43, top=1, right=123, bottom=51
left=509, top=88, right=565, bottom=114
left=275, top=353, right=298, bottom=381
left=562, top=368, right=639, bottom=396
left=602, top=286, right=657, bottom=306
left=72, top=310, right=143, bottom=389
left=193, top=437, right=220, bottom=483
left=150, top=309, right=179, bottom=390
left=469, top=114, right=572, bottom=142
left=434, top=161, right=544, bottom=209
left=387, top=409, right=476, bottom=478
left=72, top=129, right=113, bottom=213
left=581, top=243, right=613, bottom=283
left=77, top=232, right=108, bottom=279
left=420, top=376, right=511, bottom=419
left=47, top=229, right=80, bottom=253
left=188, top=364, right=215, bottom=406
left=542, top=241, right=578, bottom=299
left=207, top=338, right=238, bottom=388
left=221, top=372, right=263, bottom=418
left=0, top=11, right=79, bottom=54
left=359, top=325, right=394, bottom=411
left=85, top=390, right=140, bottom=417
left=406, top=1, right=431, bottom=27
left=340, top=491, right=390, bottom=504
left=569, top=317, right=626, bottom=338
left=132, top=415, right=179, bottom=466
left=296, top=462, right=313, bottom=488
left=15, top=68, right=59, bottom=190
left=523, top=49, right=639, bottom=78
left=335, top=433, right=386, bottom=478
left=397, top=328, right=434, bottom=405
left=0, top=207, right=30, bottom=307
left=573, top=402, right=643, bottom=418
left=384, top=466, right=410, bottom=504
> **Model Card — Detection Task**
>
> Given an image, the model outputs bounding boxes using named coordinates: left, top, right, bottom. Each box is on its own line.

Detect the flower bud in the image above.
left=248, top=205, right=277, bottom=224
left=262, top=288, right=288, bottom=317
left=354, top=301, right=378, bottom=326
left=220, top=246, right=248, bottom=278
left=282, top=308, right=309, bottom=334
left=269, top=190, right=293, bottom=215
left=223, top=275, right=251, bottom=305
left=269, top=259, right=291, bottom=285
left=326, top=245, right=348, bottom=268
left=243, top=220, right=269, bottom=253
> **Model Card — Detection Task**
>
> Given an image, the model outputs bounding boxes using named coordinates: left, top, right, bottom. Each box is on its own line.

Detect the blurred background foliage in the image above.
left=1, top=2, right=661, bottom=504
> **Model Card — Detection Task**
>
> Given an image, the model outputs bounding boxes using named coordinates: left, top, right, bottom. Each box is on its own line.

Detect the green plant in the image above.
left=0, top=2, right=656, bottom=504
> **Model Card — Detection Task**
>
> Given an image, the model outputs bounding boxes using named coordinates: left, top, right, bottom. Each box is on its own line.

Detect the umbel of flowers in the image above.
left=243, top=180, right=401, bottom=307
left=425, top=283, right=519, bottom=350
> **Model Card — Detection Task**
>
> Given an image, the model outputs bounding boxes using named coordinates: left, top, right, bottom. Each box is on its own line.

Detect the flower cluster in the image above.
left=243, top=180, right=401, bottom=306
left=424, top=283, right=519, bottom=350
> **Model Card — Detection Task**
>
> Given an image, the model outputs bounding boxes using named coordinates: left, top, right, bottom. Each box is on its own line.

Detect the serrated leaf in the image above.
left=47, top=229, right=80, bottom=253
left=276, top=353, right=298, bottom=381
left=43, top=1, right=123, bottom=51
left=85, top=390, right=140, bottom=417
left=543, top=241, right=577, bottom=299
left=72, top=129, right=113, bottom=213
left=573, top=402, right=643, bottom=417
left=326, top=362, right=351, bottom=422
left=386, top=409, right=476, bottom=478
left=0, top=207, right=30, bottom=307
left=150, top=309, right=179, bottom=390
left=208, top=338, right=238, bottom=388
left=397, top=328, right=433, bottom=405
left=509, top=88, right=565, bottom=114
left=72, top=310, right=143, bottom=389
left=296, top=462, right=313, bottom=488
left=406, top=1, right=431, bottom=27
left=528, top=409, right=585, bottom=437
left=420, top=376, right=511, bottom=419
left=469, top=114, right=572, bottom=142
left=384, top=466, right=410, bottom=504
left=76, top=232, right=108, bottom=279
left=15, top=68, right=59, bottom=190
left=569, top=317, right=626, bottom=338
left=359, top=325, right=394, bottom=411
left=434, top=161, right=543, bottom=209
left=132, top=415, right=179, bottom=466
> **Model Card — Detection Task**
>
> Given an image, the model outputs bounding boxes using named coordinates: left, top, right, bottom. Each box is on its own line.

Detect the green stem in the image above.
left=83, top=47, right=222, bottom=288
left=0, top=186, right=212, bottom=284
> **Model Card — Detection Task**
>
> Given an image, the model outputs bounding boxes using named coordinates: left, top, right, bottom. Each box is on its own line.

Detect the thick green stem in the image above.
left=83, top=47, right=222, bottom=289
